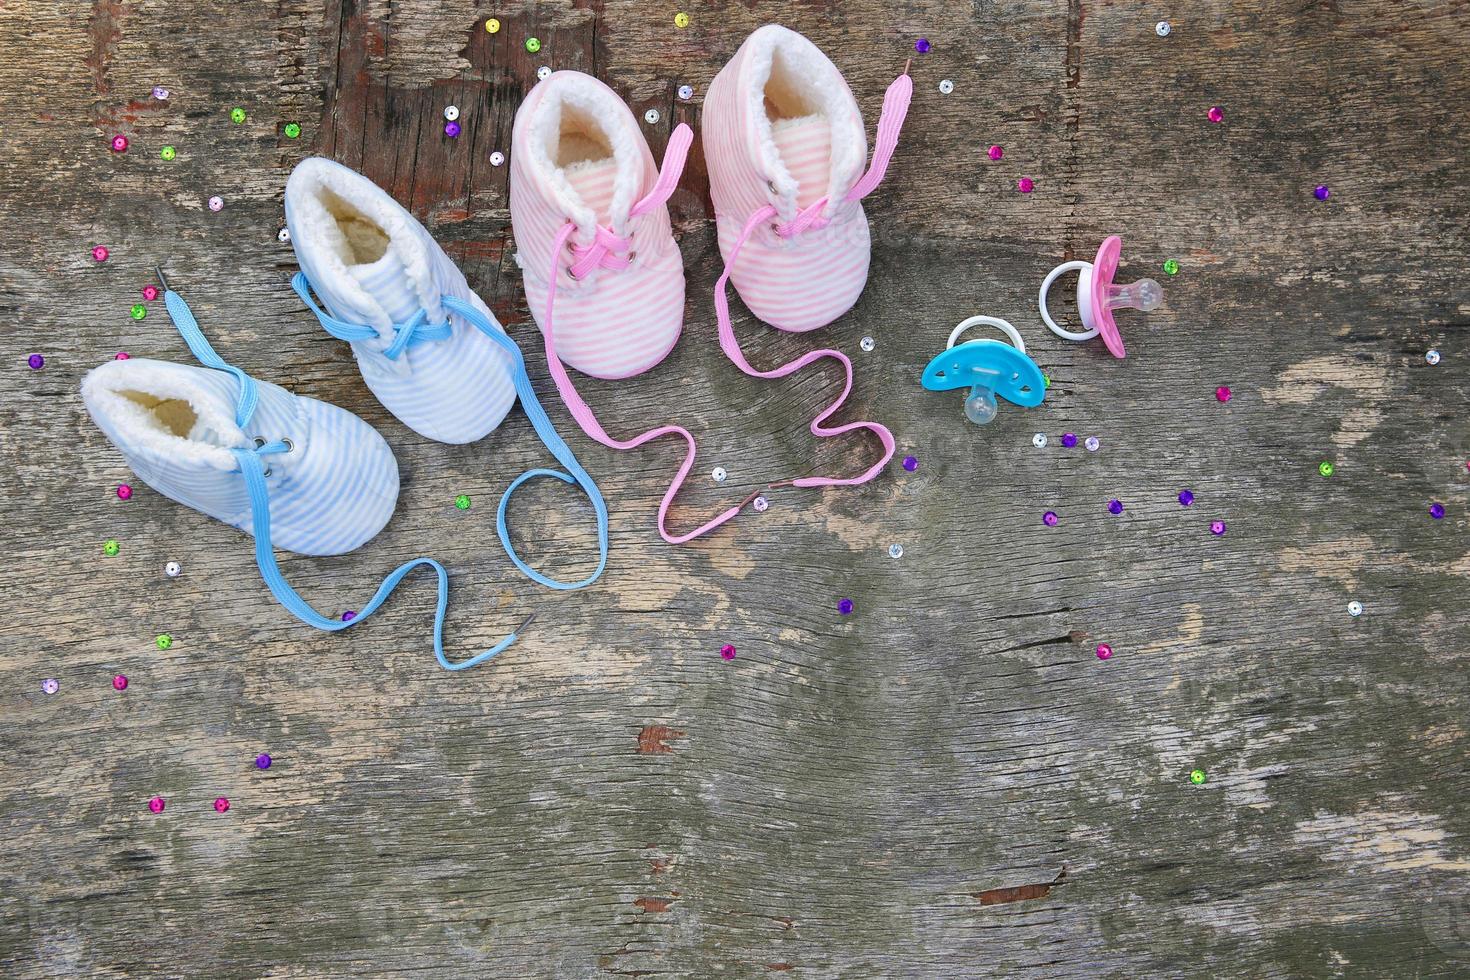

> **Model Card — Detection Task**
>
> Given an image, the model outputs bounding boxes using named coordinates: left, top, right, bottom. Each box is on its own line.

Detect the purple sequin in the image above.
left=1430, top=503, right=1446, bottom=520
left=1043, top=511, right=1059, bottom=527
left=902, top=455, right=918, bottom=472
left=837, top=598, right=854, bottom=616
left=915, top=38, right=932, bottom=54
left=1179, top=490, right=1194, bottom=507
left=1108, top=499, right=1124, bottom=515
left=444, top=121, right=462, bottom=138
left=1062, top=433, right=1078, bottom=448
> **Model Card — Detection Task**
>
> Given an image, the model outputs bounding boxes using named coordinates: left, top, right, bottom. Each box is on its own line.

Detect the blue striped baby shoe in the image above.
left=284, top=157, right=515, bottom=445
left=82, top=272, right=555, bottom=670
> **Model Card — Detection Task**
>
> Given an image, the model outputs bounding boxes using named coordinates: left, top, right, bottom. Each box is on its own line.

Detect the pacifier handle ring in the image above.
left=1038, top=261, right=1099, bottom=342
left=947, top=315, right=1027, bottom=353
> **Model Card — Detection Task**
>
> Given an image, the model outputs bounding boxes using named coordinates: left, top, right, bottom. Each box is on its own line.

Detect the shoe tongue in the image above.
left=349, top=247, right=425, bottom=325
left=772, top=114, right=831, bottom=209
left=563, top=157, right=618, bottom=226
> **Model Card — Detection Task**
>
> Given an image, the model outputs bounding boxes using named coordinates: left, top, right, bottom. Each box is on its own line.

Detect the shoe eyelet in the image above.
left=253, top=436, right=266, bottom=449
left=262, top=467, right=273, bottom=478
left=281, top=438, right=295, bottom=453
left=625, top=251, right=637, bottom=264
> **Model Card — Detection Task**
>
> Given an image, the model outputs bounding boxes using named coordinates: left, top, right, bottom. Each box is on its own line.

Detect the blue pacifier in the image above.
left=921, top=316, right=1046, bottom=424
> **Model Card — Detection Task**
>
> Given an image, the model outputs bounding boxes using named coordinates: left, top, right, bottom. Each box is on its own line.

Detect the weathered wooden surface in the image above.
left=2, top=0, right=1469, bottom=976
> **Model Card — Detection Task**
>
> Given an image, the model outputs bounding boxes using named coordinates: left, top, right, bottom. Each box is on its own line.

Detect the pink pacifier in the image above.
left=1038, top=236, right=1163, bottom=358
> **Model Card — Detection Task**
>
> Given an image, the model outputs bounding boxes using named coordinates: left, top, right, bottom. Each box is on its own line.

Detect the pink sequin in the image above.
left=1018, top=177, right=1035, bottom=193
left=117, top=484, right=133, bottom=500
left=92, top=245, right=109, bottom=262
left=987, top=145, right=1003, bottom=161
left=1207, top=106, right=1224, bottom=123
left=1096, top=643, right=1113, bottom=660
left=148, top=797, right=165, bottom=814
left=720, top=644, right=736, bottom=661
left=112, top=675, right=128, bottom=691
left=1215, top=386, right=1232, bottom=402
left=142, top=285, right=159, bottom=301
left=111, top=134, right=129, bottom=153
left=115, top=352, right=131, bottom=360
left=214, top=797, right=230, bottom=813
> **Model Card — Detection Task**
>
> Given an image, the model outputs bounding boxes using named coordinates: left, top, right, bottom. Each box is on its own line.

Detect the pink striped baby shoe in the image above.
left=705, top=24, right=909, bottom=333
left=702, top=25, right=912, bottom=490
left=511, top=71, right=759, bottom=544
left=511, top=71, right=684, bottom=380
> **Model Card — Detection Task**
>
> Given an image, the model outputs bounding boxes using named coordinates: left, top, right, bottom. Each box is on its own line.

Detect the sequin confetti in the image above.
left=915, top=38, right=932, bottom=54
left=454, top=494, right=472, bottom=510
left=1095, top=643, right=1113, bottom=660
left=1156, top=21, right=1171, bottom=36
left=720, top=644, right=736, bottom=660
left=92, top=245, right=110, bottom=262
left=1215, top=385, right=1232, bottom=402
left=525, top=37, right=541, bottom=53
left=113, top=675, right=128, bottom=691
left=164, top=561, right=181, bottom=578
left=1018, top=177, right=1035, bottom=193
left=104, top=539, right=120, bottom=556
left=214, top=797, right=231, bottom=813
left=1430, top=502, right=1446, bottom=520
left=674, top=12, right=690, bottom=28
left=111, top=134, right=129, bottom=153
left=938, top=79, right=954, bottom=95
left=230, top=107, right=247, bottom=124
left=837, top=598, right=854, bottom=616
left=283, top=122, right=302, bottom=139
left=142, top=285, right=159, bottom=301
left=1032, top=433, right=1048, bottom=448
left=485, top=18, right=500, bottom=33
left=119, top=484, right=137, bottom=502
left=277, top=228, right=291, bottom=243
left=1043, top=511, right=1059, bottom=526
left=208, top=196, right=224, bottom=212
left=115, top=352, right=130, bottom=360
left=537, top=66, right=552, bottom=81
left=444, top=105, right=460, bottom=121
left=678, top=85, right=694, bottom=101
left=1314, top=184, right=1331, bottom=201
left=1085, top=437, right=1100, bottom=452
left=42, top=678, right=59, bottom=695
left=444, top=121, right=462, bottom=138
left=490, top=151, right=506, bottom=166
left=902, top=455, right=918, bottom=472
left=342, top=610, right=356, bottom=622
left=888, top=543, right=904, bottom=559
left=860, top=336, right=875, bottom=352
left=752, top=495, right=769, bottom=512
left=156, top=634, right=173, bottom=650
left=148, top=796, right=165, bottom=813
left=255, top=753, right=272, bottom=770
left=27, top=353, right=44, bottom=370
left=1179, top=490, right=1195, bottom=507
left=1210, top=520, right=1227, bottom=536
left=1347, top=601, right=1363, bottom=617
left=1426, top=350, right=1441, bottom=365
left=987, top=145, right=1003, bottom=161
left=711, top=466, right=727, bottom=484
left=644, top=108, right=661, bottom=124
left=1108, top=499, right=1124, bottom=515
left=1061, top=433, right=1077, bottom=448
left=1319, top=461, right=1334, bottom=477
left=1207, top=106, right=1224, bottom=123
left=1163, top=259, right=1180, bottom=276
left=1190, top=769, right=1207, bottom=784
left=152, top=86, right=170, bottom=100
left=130, top=304, right=147, bottom=320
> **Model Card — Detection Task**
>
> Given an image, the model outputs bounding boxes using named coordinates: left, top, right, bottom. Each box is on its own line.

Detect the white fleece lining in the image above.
left=740, top=26, right=865, bottom=218
left=284, top=159, right=438, bottom=337
left=525, top=73, right=645, bottom=235
left=82, top=361, right=245, bottom=469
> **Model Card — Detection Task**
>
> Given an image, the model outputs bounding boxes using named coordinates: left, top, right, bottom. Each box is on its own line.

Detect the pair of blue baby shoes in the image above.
left=82, top=159, right=605, bottom=670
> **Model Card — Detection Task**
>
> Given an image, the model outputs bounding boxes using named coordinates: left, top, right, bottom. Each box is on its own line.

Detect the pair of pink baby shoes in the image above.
left=509, top=24, right=911, bottom=543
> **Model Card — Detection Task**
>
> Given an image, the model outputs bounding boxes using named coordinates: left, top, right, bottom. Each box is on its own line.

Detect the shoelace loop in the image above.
left=291, top=271, right=452, bottom=360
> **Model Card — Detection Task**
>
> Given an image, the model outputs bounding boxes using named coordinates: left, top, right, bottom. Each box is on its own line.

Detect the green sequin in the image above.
left=103, top=539, right=120, bottom=556
left=130, top=304, right=147, bottom=320
left=156, top=634, right=173, bottom=650
left=1319, top=461, right=1334, bottom=477
left=160, top=146, right=176, bottom=161
left=455, top=494, right=472, bottom=510
left=525, top=37, right=541, bottom=53
left=1189, top=769, right=1207, bottom=785
left=230, top=107, right=246, bottom=124
left=1041, top=371, right=1051, bottom=389
left=283, top=122, right=302, bottom=139
left=1163, top=259, right=1180, bottom=276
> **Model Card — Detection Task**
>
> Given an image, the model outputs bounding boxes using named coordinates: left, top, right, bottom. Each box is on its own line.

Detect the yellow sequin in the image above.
left=674, top=12, right=690, bottom=28
left=485, top=18, right=500, bottom=34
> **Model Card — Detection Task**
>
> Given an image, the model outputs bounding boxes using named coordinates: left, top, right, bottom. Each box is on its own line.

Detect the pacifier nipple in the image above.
left=1106, top=277, right=1164, bottom=313
left=964, top=383, right=998, bottom=425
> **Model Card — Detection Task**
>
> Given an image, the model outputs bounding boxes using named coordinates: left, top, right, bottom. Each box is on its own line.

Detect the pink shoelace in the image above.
left=539, top=68, right=910, bottom=544
left=713, top=67, right=911, bottom=491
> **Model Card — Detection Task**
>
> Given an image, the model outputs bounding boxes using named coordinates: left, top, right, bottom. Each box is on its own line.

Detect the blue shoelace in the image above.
left=160, top=271, right=609, bottom=671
